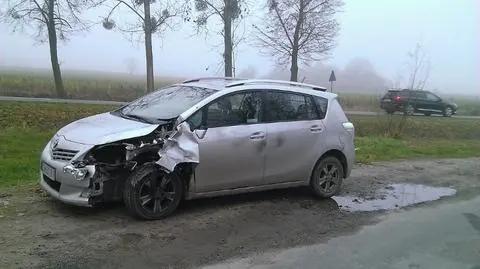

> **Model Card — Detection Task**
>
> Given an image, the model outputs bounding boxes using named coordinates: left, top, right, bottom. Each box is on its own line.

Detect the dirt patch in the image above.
left=1, top=157, right=479, bottom=269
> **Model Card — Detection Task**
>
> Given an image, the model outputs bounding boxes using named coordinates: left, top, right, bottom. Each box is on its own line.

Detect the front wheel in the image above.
left=310, top=156, right=344, bottom=198
left=443, top=107, right=453, bottom=117
left=123, top=164, right=184, bottom=220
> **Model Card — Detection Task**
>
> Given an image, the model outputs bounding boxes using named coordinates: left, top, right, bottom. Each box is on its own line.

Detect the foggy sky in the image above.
left=0, top=0, right=478, bottom=94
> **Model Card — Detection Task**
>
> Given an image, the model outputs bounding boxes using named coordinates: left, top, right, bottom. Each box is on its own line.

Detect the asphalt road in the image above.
left=204, top=194, right=480, bottom=269
left=1, top=95, right=479, bottom=119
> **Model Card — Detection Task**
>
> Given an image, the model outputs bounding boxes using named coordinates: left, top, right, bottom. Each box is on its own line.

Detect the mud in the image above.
left=0, top=157, right=479, bottom=269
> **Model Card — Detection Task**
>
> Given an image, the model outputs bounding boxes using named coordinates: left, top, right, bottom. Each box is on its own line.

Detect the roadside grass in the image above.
left=355, top=137, right=480, bottom=163
left=0, top=101, right=479, bottom=188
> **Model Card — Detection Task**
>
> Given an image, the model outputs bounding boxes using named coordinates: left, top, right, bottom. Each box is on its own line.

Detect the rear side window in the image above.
left=263, top=91, right=319, bottom=122
left=312, top=96, right=328, bottom=119
left=413, top=91, right=427, bottom=99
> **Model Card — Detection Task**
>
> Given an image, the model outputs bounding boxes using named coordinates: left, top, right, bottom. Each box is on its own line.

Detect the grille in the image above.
left=52, top=148, right=79, bottom=162
left=43, top=174, right=61, bottom=192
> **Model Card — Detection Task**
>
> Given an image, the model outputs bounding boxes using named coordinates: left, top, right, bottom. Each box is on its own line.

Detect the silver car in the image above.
left=39, top=78, right=355, bottom=220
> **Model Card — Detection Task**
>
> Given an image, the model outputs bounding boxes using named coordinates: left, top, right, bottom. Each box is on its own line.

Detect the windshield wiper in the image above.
left=121, top=113, right=153, bottom=124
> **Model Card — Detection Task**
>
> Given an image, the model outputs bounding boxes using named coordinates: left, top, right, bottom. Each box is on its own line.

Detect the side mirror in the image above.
left=194, top=129, right=207, bottom=139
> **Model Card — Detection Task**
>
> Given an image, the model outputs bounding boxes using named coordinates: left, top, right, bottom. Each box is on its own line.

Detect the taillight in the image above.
left=342, top=122, right=355, bottom=136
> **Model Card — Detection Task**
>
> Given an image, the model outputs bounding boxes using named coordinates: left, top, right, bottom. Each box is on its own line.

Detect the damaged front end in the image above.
left=58, top=121, right=199, bottom=206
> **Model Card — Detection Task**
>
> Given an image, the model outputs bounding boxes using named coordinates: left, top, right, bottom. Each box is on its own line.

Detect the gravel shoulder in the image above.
left=1, top=157, right=479, bottom=269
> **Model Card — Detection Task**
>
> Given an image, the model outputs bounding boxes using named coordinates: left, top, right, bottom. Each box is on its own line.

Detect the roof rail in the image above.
left=182, top=76, right=247, bottom=83
left=226, top=79, right=327, bottom=92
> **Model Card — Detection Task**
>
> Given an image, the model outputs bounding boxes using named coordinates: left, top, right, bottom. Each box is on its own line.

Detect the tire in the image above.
left=443, top=106, right=453, bottom=117
left=403, top=104, right=415, bottom=116
left=123, top=163, right=184, bottom=220
left=310, top=156, right=344, bottom=198
left=386, top=109, right=395, bottom=115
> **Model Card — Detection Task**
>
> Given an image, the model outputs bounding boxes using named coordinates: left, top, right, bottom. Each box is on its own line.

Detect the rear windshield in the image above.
left=118, top=85, right=216, bottom=122
left=383, top=90, right=409, bottom=99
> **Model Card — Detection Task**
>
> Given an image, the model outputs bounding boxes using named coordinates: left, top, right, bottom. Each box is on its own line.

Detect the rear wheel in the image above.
left=123, top=164, right=184, bottom=220
left=310, top=156, right=344, bottom=198
left=404, top=104, right=415, bottom=116
left=385, top=109, right=395, bottom=115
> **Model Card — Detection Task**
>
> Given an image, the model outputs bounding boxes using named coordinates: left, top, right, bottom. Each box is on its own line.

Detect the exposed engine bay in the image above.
left=68, top=120, right=199, bottom=205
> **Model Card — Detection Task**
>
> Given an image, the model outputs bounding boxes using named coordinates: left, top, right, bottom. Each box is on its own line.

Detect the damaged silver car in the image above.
left=39, top=77, right=355, bottom=220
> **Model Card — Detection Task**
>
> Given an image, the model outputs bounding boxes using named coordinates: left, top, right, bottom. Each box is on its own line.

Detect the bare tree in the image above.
left=103, top=0, right=186, bottom=92
left=406, top=41, right=431, bottom=90
left=253, top=0, right=343, bottom=82
left=3, top=0, right=100, bottom=98
left=192, top=0, right=249, bottom=77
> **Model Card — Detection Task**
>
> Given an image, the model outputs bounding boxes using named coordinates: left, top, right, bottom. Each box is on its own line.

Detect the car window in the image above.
left=204, top=92, right=261, bottom=128
left=426, top=92, right=440, bottom=101
left=264, top=91, right=319, bottom=122
left=413, top=91, right=427, bottom=99
left=312, top=96, right=328, bottom=119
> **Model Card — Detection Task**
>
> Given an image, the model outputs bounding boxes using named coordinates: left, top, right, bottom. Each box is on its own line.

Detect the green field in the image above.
left=1, top=69, right=479, bottom=115
left=1, top=101, right=479, bottom=188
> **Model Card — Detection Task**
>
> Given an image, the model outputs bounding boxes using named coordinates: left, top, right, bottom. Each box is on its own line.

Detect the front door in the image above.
left=190, top=91, right=266, bottom=193
left=424, top=92, right=443, bottom=112
left=262, top=90, right=328, bottom=184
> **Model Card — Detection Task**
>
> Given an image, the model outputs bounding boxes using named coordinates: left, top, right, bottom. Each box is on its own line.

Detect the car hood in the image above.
left=56, top=112, right=161, bottom=145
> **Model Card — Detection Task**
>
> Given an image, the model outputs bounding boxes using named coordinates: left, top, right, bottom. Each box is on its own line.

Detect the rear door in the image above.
left=411, top=91, right=428, bottom=111
left=262, top=90, right=328, bottom=185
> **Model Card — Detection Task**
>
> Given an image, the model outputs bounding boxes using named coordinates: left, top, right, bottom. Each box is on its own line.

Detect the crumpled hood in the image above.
left=57, top=112, right=160, bottom=145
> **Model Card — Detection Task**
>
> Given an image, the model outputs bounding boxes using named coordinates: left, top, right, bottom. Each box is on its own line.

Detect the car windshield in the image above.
left=116, top=85, right=217, bottom=123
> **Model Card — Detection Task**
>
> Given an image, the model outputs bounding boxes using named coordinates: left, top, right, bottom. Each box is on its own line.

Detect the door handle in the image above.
left=310, top=125, right=323, bottom=132
left=250, top=131, right=265, bottom=140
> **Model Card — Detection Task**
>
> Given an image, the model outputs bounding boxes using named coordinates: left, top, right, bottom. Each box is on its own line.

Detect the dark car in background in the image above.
left=380, top=89, right=458, bottom=117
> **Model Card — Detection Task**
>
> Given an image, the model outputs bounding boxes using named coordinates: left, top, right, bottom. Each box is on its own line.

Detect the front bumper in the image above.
left=39, top=139, right=95, bottom=207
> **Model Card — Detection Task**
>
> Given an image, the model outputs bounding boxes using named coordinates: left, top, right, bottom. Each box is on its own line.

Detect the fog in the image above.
left=0, top=0, right=478, bottom=95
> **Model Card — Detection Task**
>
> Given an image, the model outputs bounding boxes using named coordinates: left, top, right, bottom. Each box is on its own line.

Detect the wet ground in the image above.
left=333, top=183, right=457, bottom=212
left=0, top=157, right=479, bottom=269
left=203, top=195, right=480, bottom=269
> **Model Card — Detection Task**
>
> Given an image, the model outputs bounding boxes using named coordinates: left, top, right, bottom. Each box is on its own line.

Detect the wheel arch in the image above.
left=310, top=149, right=348, bottom=182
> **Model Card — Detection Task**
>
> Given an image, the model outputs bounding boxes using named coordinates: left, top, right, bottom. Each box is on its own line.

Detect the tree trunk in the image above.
left=290, top=0, right=304, bottom=82
left=290, top=49, right=299, bottom=82
left=223, top=0, right=233, bottom=77
left=144, top=0, right=155, bottom=93
left=47, top=0, right=66, bottom=98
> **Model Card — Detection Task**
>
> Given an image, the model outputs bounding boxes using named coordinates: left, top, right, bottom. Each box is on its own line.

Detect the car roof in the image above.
left=178, top=77, right=336, bottom=99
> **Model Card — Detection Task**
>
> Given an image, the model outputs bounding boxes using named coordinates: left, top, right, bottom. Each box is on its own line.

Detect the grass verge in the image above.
left=0, top=101, right=479, bottom=188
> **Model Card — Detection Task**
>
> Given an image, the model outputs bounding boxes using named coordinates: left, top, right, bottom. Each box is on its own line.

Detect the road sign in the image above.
left=329, top=70, right=336, bottom=92
left=329, top=70, right=336, bottom=82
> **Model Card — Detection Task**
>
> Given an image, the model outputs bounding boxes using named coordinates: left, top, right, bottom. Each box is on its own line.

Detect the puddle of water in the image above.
left=332, top=184, right=457, bottom=212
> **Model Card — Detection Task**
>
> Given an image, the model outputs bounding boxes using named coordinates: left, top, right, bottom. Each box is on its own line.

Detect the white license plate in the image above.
left=42, top=162, right=56, bottom=181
